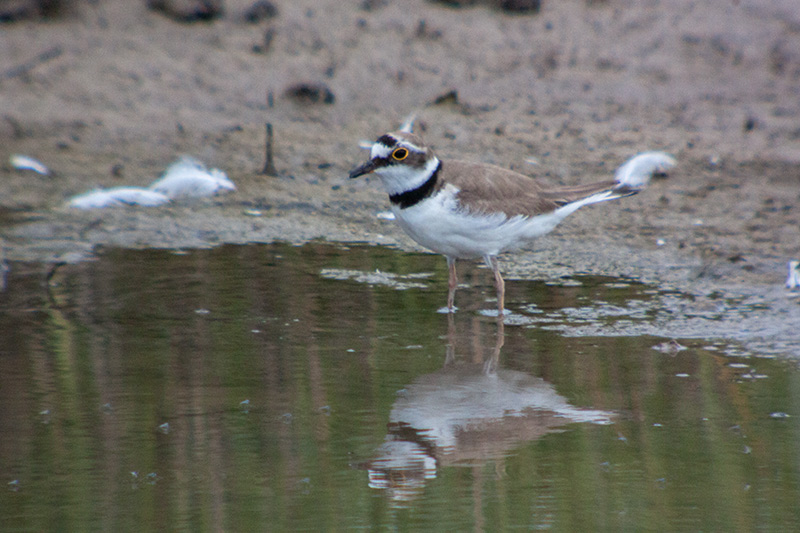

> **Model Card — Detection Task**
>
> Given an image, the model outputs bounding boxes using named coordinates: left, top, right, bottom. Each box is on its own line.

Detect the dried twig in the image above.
left=1, top=46, right=63, bottom=81
left=261, top=122, right=277, bottom=176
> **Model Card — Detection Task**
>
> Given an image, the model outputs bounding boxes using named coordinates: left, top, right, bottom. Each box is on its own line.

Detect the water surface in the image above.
left=1, top=243, right=798, bottom=531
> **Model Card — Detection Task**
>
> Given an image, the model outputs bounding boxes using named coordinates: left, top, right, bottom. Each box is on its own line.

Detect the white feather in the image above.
left=67, top=187, right=170, bottom=209
left=399, top=113, right=417, bottom=134
left=149, top=157, right=235, bottom=199
left=787, top=261, right=800, bottom=290
left=615, top=151, right=676, bottom=188
left=10, top=154, right=50, bottom=175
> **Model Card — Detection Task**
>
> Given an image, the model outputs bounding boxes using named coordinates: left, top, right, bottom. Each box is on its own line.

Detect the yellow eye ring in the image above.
left=392, top=147, right=409, bottom=161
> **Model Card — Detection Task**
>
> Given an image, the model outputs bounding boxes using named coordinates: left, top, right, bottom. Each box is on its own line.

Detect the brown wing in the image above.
left=443, top=160, right=618, bottom=217
left=539, top=180, right=621, bottom=206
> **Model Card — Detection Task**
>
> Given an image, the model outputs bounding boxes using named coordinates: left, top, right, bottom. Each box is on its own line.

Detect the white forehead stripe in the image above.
left=371, top=142, right=392, bottom=159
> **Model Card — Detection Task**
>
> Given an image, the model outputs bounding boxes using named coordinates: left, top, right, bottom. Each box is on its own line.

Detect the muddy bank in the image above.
left=1, top=0, right=799, bottom=354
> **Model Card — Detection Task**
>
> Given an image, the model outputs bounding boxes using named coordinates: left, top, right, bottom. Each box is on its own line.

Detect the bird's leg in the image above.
left=484, top=317, right=505, bottom=375
left=446, top=256, right=458, bottom=313
left=485, top=255, right=505, bottom=316
left=445, top=311, right=456, bottom=366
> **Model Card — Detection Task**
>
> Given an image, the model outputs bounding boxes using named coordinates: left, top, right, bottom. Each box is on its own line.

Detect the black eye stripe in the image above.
left=370, top=155, right=393, bottom=170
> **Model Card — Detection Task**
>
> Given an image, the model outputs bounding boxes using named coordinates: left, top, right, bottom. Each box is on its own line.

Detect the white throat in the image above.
left=375, top=156, right=440, bottom=197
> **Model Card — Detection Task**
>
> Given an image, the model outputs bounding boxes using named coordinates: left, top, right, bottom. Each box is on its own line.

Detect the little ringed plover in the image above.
left=349, top=125, right=676, bottom=316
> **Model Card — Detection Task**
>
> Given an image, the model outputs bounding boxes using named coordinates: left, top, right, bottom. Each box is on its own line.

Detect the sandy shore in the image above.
left=1, top=0, right=799, bottom=354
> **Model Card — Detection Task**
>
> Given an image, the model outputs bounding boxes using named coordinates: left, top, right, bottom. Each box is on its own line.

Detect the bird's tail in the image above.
left=553, top=150, right=676, bottom=216
left=613, top=151, right=677, bottom=192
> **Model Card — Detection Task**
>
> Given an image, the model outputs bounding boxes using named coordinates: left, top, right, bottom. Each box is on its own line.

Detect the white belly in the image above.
left=391, top=189, right=567, bottom=260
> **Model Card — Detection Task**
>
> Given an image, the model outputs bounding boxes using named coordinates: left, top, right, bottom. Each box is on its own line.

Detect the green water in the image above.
left=1, top=243, right=798, bottom=531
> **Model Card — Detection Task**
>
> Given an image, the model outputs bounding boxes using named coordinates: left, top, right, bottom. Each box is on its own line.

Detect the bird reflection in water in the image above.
left=366, top=316, right=615, bottom=504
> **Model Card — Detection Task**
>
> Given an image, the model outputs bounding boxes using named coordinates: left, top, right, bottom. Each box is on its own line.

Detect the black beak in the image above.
left=349, top=160, right=377, bottom=179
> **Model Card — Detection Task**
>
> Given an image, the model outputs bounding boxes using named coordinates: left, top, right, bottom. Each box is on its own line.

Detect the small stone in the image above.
left=360, top=0, right=388, bottom=10
left=243, top=0, right=277, bottom=23
left=284, top=83, right=335, bottom=105
left=147, top=0, right=223, bottom=23
left=495, top=0, right=541, bottom=13
left=0, top=0, right=70, bottom=22
left=426, top=0, right=479, bottom=7
left=432, top=90, right=458, bottom=106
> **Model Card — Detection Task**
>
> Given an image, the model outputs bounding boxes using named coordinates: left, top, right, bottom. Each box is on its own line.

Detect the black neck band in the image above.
left=389, top=161, right=441, bottom=209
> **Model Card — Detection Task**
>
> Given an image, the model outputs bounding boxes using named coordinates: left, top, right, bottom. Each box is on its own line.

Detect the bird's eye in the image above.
left=392, top=147, right=409, bottom=161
